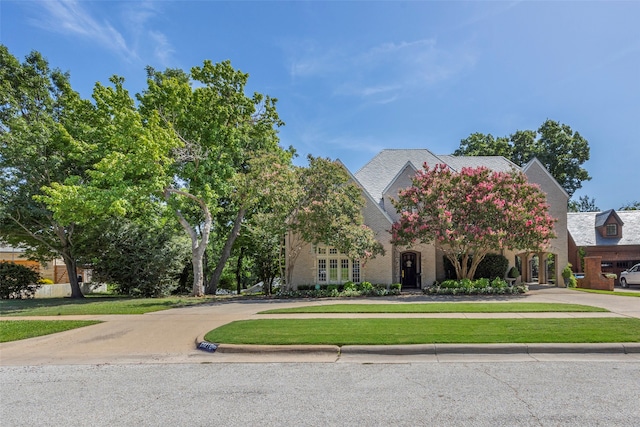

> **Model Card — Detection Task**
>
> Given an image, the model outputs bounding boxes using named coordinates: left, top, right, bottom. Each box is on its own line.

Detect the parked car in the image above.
left=620, top=263, right=640, bottom=288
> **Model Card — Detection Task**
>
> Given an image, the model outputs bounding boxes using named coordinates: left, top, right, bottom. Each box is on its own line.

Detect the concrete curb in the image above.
left=343, top=343, right=639, bottom=355
left=216, top=343, right=340, bottom=355
left=195, top=334, right=340, bottom=356
left=196, top=335, right=640, bottom=356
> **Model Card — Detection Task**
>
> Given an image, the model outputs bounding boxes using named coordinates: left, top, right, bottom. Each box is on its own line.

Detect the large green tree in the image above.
left=0, top=46, right=95, bottom=298
left=39, top=60, right=287, bottom=297
left=454, top=119, right=591, bottom=196
left=138, top=61, right=287, bottom=295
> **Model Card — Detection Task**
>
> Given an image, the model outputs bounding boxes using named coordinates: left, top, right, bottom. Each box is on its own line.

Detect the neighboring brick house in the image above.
left=286, top=149, right=569, bottom=289
left=0, top=245, right=54, bottom=282
left=0, top=244, right=86, bottom=284
left=568, top=210, right=640, bottom=282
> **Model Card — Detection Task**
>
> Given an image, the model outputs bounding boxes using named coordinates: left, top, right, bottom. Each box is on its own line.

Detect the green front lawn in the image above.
left=260, top=302, right=607, bottom=314
left=204, top=318, right=640, bottom=345
left=0, top=296, right=215, bottom=316
left=0, top=320, right=102, bottom=342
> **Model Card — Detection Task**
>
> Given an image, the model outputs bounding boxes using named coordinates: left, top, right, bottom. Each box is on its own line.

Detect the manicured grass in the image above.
left=0, top=296, right=215, bottom=316
left=572, top=288, right=640, bottom=297
left=204, top=318, right=640, bottom=345
left=260, top=302, right=608, bottom=314
left=0, top=320, right=101, bottom=342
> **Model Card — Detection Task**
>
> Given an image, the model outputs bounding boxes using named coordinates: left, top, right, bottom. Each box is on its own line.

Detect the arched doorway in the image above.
left=545, top=253, right=556, bottom=285
left=401, top=251, right=420, bottom=289
left=529, top=254, right=539, bottom=283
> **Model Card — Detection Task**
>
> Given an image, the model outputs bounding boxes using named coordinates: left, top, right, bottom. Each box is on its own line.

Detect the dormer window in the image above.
left=595, top=209, right=624, bottom=239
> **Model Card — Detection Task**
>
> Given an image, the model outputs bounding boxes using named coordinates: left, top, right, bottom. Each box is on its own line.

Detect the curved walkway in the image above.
left=1, top=286, right=639, bottom=365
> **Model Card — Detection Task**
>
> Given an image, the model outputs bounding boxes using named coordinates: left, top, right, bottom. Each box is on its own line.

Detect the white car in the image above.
left=620, top=263, right=640, bottom=288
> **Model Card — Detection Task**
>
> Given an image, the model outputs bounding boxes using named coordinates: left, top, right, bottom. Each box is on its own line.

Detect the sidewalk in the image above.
left=2, top=286, right=640, bottom=365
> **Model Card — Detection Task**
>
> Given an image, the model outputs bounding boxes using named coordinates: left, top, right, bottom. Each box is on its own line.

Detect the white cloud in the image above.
left=149, top=31, right=175, bottom=67
left=27, top=0, right=174, bottom=66
left=286, top=37, right=477, bottom=105
left=33, top=0, right=136, bottom=61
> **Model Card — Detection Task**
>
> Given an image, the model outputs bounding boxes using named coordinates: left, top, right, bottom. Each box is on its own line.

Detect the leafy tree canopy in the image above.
left=619, top=201, right=640, bottom=211
left=0, top=45, right=96, bottom=298
left=454, top=119, right=591, bottom=196
left=280, top=156, right=384, bottom=285
left=568, top=195, right=600, bottom=212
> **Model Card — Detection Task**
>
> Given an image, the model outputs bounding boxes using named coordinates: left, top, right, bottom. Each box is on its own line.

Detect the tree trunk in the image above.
left=177, top=262, right=191, bottom=294
left=467, top=252, right=487, bottom=281
left=164, top=188, right=211, bottom=297
left=284, top=232, right=303, bottom=289
left=266, top=277, right=273, bottom=295
left=191, top=250, right=205, bottom=297
left=55, top=225, right=84, bottom=299
left=235, top=246, right=244, bottom=295
left=205, top=207, right=246, bottom=295
left=447, top=251, right=488, bottom=280
left=65, top=257, right=84, bottom=298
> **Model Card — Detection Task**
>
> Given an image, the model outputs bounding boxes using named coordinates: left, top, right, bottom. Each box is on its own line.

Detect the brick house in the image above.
left=568, top=210, right=640, bottom=282
left=286, top=149, right=569, bottom=289
left=0, top=244, right=87, bottom=284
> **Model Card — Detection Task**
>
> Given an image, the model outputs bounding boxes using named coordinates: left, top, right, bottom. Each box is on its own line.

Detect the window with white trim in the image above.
left=318, top=259, right=326, bottom=282
left=352, top=261, right=360, bottom=283
left=315, top=245, right=361, bottom=283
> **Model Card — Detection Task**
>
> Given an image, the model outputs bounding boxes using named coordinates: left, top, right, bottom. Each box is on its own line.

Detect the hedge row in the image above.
left=425, top=278, right=527, bottom=295
left=277, top=282, right=402, bottom=298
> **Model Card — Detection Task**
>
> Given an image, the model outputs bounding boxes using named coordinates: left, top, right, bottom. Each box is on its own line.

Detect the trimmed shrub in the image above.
left=278, top=282, right=401, bottom=298
left=357, top=281, right=373, bottom=293
left=425, top=278, right=527, bottom=295
left=343, top=281, right=357, bottom=291
left=474, top=254, right=509, bottom=280
left=0, top=262, right=42, bottom=299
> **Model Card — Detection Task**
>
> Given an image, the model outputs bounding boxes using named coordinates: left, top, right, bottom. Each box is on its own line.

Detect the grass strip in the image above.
left=204, top=318, right=640, bottom=345
left=572, top=289, right=640, bottom=297
left=0, top=296, right=214, bottom=316
left=260, top=302, right=608, bottom=314
left=0, top=320, right=101, bottom=342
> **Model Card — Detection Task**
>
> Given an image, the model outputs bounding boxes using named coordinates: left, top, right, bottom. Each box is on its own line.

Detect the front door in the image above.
left=401, top=252, right=419, bottom=288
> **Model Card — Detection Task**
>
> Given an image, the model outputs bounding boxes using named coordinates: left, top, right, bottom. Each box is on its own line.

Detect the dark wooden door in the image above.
left=401, top=252, right=418, bottom=288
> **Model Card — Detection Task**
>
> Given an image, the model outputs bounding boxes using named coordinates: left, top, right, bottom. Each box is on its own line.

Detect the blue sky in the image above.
left=2, top=1, right=639, bottom=209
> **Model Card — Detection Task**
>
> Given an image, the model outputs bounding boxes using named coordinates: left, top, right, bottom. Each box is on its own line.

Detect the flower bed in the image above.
left=424, top=278, right=528, bottom=295
left=276, top=282, right=401, bottom=298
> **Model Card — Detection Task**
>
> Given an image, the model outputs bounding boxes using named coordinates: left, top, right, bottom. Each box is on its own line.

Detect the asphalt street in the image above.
left=1, top=362, right=639, bottom=426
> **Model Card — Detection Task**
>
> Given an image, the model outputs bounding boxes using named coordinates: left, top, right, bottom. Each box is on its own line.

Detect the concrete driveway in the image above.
left=1, top=286, right=639, bottom=365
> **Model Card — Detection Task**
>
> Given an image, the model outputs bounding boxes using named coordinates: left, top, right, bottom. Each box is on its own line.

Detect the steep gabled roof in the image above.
left=522, top=157, right=569, bottom=199
left=595, top=209, right=624, bottom=228
left=354, top=149, right=444, bottom=202
left=436, top=155, right=519, bottom=173
left=381, top=161, right=418, bottom=197
left=354, top=150, right=569, bottom=212
left=568, top=211, right=640, bottom=246
left=336, top=159, right=394, bottom=225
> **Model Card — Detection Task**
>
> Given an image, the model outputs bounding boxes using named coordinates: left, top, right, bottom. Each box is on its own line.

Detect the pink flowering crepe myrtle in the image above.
left=391, top=163, right=556, bottom=280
